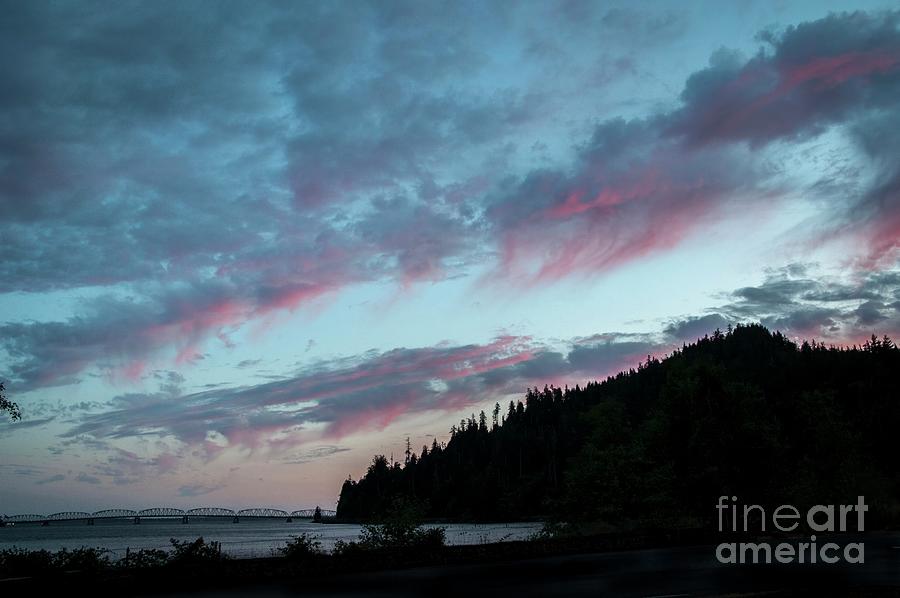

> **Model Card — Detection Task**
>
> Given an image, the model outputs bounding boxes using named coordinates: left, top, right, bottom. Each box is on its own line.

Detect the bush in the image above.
left=331, top=539, right=363, bottom=556
left=0, top=547, right=54, bottom=577
left=0, top=546, right=109, bottom=577
left=53, top=546, right=110, bottom=572
left=121, top=547, right=169, bottom=570
left=355, top=498, right=446, bottom=551
left=411, top=526, right=446, bottom=550
left=529, top=521, right=571, bottom=541
left=168, top=537, right=226, bottom=566
left=278, top=533, right=322, bottom=560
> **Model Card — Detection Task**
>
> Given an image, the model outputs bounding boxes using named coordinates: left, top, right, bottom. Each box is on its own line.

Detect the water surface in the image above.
left=0, top=518, right=542, bottom=559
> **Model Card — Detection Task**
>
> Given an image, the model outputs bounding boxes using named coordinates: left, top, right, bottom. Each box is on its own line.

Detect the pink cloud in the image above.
left=490, top=139, right=756, bottom=285
left=857, top=209, right=900, bottom=269
left=68, top=335, right=546, bottom=450
left=323, top=389, right=422, bottom=439
left=785, top=50, right=900, bottom=89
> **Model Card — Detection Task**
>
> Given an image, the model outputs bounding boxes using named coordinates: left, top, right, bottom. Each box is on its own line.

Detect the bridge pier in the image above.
left=286, top=517, right=292, bottom=523
left=87, top=518, right=94, bottom=526
left=182, top=515, right=189, bottom=524
left=232, top=516, right=240, bottom=523
left=133, top=516, right=141, bottom=525
left=41, top=520, right=49, bottom=527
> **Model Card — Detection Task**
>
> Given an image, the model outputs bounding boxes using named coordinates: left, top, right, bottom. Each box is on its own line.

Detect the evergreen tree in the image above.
left=0, top=382, right=20, bottom=421
left=336, top=325, right=900, bottom=527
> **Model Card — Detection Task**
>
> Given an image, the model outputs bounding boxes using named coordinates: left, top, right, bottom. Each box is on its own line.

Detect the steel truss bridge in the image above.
left=1, top=507, right=336, bottom=525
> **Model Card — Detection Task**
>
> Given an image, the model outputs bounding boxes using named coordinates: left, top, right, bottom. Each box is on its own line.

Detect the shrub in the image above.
left=0, top=546, right=109, bottom=577
left=278, top=533, right=322, bottom=560
left=331, top=539, right=362, bottom=556
left=0, top=547, right=54, bottom=577
left=356, top=498, right=446, bottom=551
left=168, top=537, right=226, bottom=565
left=411, top=526, right=446, bottom=550
left=121, top=547, right=170, bottom=570
left=53, top=546, right=110, bottom=572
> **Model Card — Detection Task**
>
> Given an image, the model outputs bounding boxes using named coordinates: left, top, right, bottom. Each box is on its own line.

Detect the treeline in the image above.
left=336, top=324, right=900, bottom=527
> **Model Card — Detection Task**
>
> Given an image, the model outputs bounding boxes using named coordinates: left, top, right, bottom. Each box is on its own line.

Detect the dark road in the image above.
left=152, top=533, right=900, bottom=597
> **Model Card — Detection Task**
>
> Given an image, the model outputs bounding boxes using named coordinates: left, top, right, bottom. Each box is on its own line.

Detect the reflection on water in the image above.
left=0, top=518, right=543, bottom=559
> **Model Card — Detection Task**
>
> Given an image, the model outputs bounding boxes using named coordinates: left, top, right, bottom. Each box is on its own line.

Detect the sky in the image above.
left=1, top=0, right=899, bottom=515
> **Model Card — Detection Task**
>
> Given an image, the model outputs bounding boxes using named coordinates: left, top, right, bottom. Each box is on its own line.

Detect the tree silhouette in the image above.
left=0, top=382, right=20, bottom=421
left=337, top=324, right=900, bottom=527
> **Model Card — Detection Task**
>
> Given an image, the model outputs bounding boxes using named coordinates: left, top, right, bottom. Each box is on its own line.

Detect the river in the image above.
left=0, top=518, right=543, bottom=559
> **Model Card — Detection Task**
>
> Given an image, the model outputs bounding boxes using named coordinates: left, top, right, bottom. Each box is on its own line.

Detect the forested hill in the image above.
left=336, top=324, right=900, bottom=527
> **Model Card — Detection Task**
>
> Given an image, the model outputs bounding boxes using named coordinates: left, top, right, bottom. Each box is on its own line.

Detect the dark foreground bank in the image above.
left=3, top=530, right=899, bottom=597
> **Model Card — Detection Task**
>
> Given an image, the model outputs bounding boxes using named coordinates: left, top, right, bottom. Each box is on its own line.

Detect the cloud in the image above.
left=63, top=330, right=675, bottom=454
left=50, top=436, right=186, bottom=485
left=567, top=334, right=663, bottom=373
left=663, top=314, right=731, bottom=341
left=43, top=261, right=898, bottom=489
left=0, top=2, right=517, bottom=388
left=485, top=118, right=768, bottom=284
left=0, top=463, right=45, bottom=477
left=282, top=445, right=351, bottom=465
left=667, top=263, right=900, bottom=341
left=65, top=335, right=538, bottom=447
left=840, top=108, right=900, bottom=267
left=35, top=474, right=65, bottom=486
left=0, top=416, right=55, bottom=437
left=178, top=483, right=225, bottom=498
left=482, top=11, right=900, bottom=283
left=669, top=12, right=900, bottom=147
left=665, top=11, right=900, bottom=264
left=75, top=472, right=102, bottom=485
left=856, top=300, right=889, bottom=325
left=0, top=279, right=340, bottom=390
left=3, top=7, right=900, bottom=392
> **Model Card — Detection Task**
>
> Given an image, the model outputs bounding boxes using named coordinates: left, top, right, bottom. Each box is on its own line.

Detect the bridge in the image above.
left=1, top=507, right=336, bottom=525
